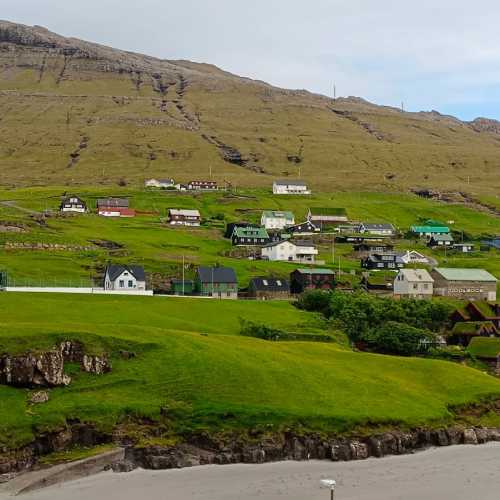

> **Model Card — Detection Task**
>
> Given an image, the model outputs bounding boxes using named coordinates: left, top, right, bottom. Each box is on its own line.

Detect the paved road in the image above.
left=7, top=443, right=500, bottom=500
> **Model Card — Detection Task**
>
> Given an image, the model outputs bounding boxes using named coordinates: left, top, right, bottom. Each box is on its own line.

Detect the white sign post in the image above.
left=320, top=479, right=337, bottom=500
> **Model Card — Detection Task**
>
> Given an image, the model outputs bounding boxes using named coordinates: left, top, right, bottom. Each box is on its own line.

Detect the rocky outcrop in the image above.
left=0, top=341, right=111, bottom=388
left=128, top=427, right=500, bottom=471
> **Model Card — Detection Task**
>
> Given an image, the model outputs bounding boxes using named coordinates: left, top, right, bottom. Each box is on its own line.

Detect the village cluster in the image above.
left=57, top=179, right=498, bottom=305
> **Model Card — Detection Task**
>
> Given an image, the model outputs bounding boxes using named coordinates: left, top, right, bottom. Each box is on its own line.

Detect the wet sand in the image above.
left=6, top=443, right=500, bottom=500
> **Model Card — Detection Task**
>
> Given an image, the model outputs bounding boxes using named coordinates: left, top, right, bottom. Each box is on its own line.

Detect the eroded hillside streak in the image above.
left=66, top=135, right=89, bottom=168
left=329, top=107, right=394, bottom=142
left=172, top=73, right=200, bottom=130
left=37, top=54, right=47, bottom=83
left=201, top=133, right=248, bottom=167
left=56, top=54, right=68, bottom=85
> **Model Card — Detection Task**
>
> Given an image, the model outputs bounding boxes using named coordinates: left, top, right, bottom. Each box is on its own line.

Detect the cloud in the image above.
left=3, top=0, right=500, bottom=119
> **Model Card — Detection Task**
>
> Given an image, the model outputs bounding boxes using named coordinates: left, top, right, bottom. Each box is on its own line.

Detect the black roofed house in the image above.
left=353, top=242, right=395, bottom=258
left=452, top=243, right=475, bottom=253
left=359, top=222, right=396, bottom=236
left=97, top=198, right=135, bottom=217
left=290, top=268, right=335, bottom=294
left=286, top=220, right=320, bottom=236
left=361, top=252, right=405, bottom=270
left=60, top=195, right=87, bottom=213
left=248, top=277, right=290, bottom=300
left=196, top=266, right=238, bottom=299
left=104, top=265, right=146, bottom=292
left=428, top=233, right=454, bottom=247
left=307, top=207, right=348, bottom=228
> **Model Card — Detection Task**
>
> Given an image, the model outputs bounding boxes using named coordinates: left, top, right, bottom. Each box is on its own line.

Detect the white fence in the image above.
left=4, top=287, right=153, bottom=296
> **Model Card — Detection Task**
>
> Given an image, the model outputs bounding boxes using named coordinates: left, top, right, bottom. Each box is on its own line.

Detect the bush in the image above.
left=295, top=290, right=332, bottom=317
left=239, top=319, right=332, bottom=343
left=362, top=321, right=436, bottom=356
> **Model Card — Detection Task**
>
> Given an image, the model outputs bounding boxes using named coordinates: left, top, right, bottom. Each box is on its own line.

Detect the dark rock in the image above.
left=111, top=459, right=137, bottom=473
left=463, top=429, right=478, bottom=445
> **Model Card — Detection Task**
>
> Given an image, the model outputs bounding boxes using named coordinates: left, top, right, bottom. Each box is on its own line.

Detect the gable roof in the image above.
left=169, top=209, right=201, bottom=217
left=451, top=321, right=497, bottom=336
left=249, top=277, right=290, bottom=292
left=482, top=238, right=500, bottom=249
left=105, top=265, right=145, bottom=282
left=263, top=239, right=295, bottom=249
left=262, top=210, right=294, bottom=221
left=233, top=226, right=269, bottom=239
left=274, top=179, right=307, bottom=187
left=197, top=266, right=237, bottom=284
left=61, top=195, right=86, bottom=204
left=97, top=198, right=129, bottom=208
left=411, top=225, right=449, bottom=233
left=309, top=207, right=347, bottom=216
left=288, top=220, right=318, bottom=231
left=430, top=233, right=454, bottom=242
left=397, top=269, right=434, bottom=282
left=433, top=268, right=498, bottom=282
left=294, top=268, right=335, bottom=275
left=294, top=240, right=315, bottom=247
left=362, top=223, right=395, bottom=231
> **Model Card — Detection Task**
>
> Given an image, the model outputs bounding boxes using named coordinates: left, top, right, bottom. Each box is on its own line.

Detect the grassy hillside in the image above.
left=0, top=188, right=498, bottom=288
left=0, top=21, right=500, bottom=196
left=1, top=292, right=500, bottom=450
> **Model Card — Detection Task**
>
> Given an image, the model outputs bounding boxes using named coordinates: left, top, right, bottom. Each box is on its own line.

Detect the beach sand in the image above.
left=5, top=443, right=500, bottom=500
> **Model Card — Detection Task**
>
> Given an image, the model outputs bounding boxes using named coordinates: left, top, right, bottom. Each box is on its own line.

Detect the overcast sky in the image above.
left=3, top=0, right=500, bottom=120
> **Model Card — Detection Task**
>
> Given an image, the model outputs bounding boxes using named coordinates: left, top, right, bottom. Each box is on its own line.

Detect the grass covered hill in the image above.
left=1, top=20, right=500, bottom=196
left=1, top=292, right=500, bottom=450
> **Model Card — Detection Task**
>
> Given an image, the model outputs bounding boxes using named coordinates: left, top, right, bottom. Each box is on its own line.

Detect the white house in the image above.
left=261, top=210, right=295, bottom=230
left=393, top=269, right=434, bottom=299
left=261, top=240, right=318, bottom=263
left=168, top=209, right=201, bottom=226
left=359, top=222, right=396, bottom=236
left=60, top=195, right=87, bottom=213
left=273, top=180, right=311, bottom=195
left=397, top=250, right=431, bottom=265
left=145, top=178, right=175, bottom=189
left=104, top=265, right=146, bottom=291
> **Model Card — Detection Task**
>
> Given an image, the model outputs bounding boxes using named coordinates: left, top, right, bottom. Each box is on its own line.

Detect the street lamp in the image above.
left=320, top=479, right=337, bottom=500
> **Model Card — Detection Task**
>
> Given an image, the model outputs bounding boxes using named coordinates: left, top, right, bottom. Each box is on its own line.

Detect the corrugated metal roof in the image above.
left=411, top=225, right=449, bottom=233
left=197, top=266, right=237, bottom=284
left=274, top=179, right=307, bottom=186
left=434, top=268, right=497, bottom=282
left=262, top=210, right=294, bottom=220
left=296, top=268, right=335, bottom=275
left=398, top=269, right=434, bottom=282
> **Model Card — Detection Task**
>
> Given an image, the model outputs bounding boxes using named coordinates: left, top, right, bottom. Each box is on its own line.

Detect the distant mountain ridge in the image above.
left=0, top=20, right=499, bottom=195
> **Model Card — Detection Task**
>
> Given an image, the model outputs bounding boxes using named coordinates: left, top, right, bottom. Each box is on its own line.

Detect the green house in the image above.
left=195, top=266, right=238, bottom=299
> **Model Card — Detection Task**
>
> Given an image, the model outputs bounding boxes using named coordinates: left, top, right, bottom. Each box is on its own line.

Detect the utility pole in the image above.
left=332, top=235, right=335, bottom=264
left=401, top=101, right=405, bottom=112
left=182, top=255, right=185, bottom=296
left=333, top=83, right=337, bottom=100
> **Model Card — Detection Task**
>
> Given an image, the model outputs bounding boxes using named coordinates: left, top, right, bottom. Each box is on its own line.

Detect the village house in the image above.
left=261, top=210, right=295, bottom=230
left=248, top=277, right=290, bottom=300
left=188, top=180, right=218, bottom=191
left=359, top=222, right=396, bottom=236
left=353, top=242, right=395, bottom=258
left=361, top=252, right=405, bottom=270
left=481, top=238, right=500, bottom=251
left=431, top=268, right=498, bottom=301
left=104, top=265, right=146, bottom=291
left=307, top=207, right=348, bottom=228
left=286, top=220, right=320, bottom=236
left=232, top=226, right=271, bottom=246
left=225, top=222, right=259, bottom=239
left=428, top=233, right=454, bottom=247
left=261, top=240, right=318, bottom=263
left=393, top=269, right=434, bottom=300
left=453, top=243, right=475, bottom=253
left=97, top=198, right=135, bottom=217
left=195, top=266, right=238, bottom=299
left=452, top=301, right=500, bottom=331
left=396, top=250, right=431, bottom=265
left=145, top=178, right=175, bottom=189
left=410, top=221, right=450, bottom=238
left=60, top=195, right=87, bottom=213
left=168, top=209, right=201, bottom=227
left=272, top=180, right=311, bottom=195
left=290, top=268, right=335, bottom=294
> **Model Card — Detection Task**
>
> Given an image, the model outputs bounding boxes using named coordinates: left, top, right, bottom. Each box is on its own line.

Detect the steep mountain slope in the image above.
left=0, top=20, right=499, bottom=195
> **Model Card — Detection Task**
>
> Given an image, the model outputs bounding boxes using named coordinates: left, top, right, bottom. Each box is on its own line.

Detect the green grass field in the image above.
left=1, top=292, right=500, bottom=450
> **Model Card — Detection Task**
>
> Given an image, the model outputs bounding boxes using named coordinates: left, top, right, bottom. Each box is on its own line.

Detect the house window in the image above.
left=128, top=280, right=134, bottom=288
left=423, top=284, right=429, bottom=290
left=119, top=280, right=125, bottom=288
left=226, top=291, right=231, bottom=297
left=413, top=284, right=418, bottom=290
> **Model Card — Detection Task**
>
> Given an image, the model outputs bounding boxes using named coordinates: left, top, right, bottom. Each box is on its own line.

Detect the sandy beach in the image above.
left=4, top=443, right=500, bottom=500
